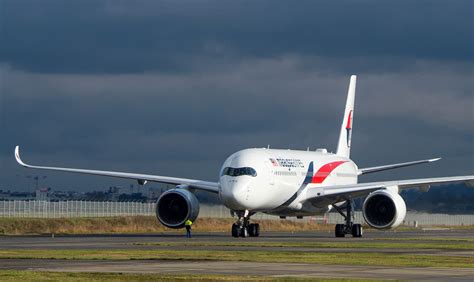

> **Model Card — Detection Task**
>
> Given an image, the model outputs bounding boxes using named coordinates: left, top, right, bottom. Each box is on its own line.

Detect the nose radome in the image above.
left=230, top=182, right=249, bottom=208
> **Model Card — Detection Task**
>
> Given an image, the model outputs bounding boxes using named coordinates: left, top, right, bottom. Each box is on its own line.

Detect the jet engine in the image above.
left=156, top=188, right=199, bottom=229
left=362, top=189, right=406, bottom=229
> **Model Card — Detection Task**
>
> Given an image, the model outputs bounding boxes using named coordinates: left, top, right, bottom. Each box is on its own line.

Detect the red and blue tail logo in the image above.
left=345, top=110, right=353, bottom=147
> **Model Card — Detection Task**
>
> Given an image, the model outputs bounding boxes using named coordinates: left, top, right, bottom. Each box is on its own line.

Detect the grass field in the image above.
left=0, top=248, right=472, bottom=268
left=1, top=216, right=471, bottom=235
left=0, top=217, right=336, bottom=235
left=0, top=271, right=373, bottom=282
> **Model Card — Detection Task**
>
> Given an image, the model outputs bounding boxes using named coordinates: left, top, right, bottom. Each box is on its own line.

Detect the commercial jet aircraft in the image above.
left=15, top=75, right=474, bottom=237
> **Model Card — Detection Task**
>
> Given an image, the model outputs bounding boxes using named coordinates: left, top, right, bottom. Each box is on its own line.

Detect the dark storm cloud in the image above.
left=0, top=1, right=472, bottom=192
left=0, top=0, right=472, bottom=74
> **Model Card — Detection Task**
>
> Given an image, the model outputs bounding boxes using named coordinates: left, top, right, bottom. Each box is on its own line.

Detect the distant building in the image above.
left=0, top=190, right=10, bottom=200
left=5, top=191, right=35, bottom=201
left=147, top=187, right=164, bottom=200
left=35, top=188, right=50, bottom=201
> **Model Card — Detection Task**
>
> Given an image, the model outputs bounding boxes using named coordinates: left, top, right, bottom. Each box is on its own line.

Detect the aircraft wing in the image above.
left=303, top=175, right=474, bottom=204
left=14, top=146, right=219, bottom=193
left=357, top=158, right=441, bottom=175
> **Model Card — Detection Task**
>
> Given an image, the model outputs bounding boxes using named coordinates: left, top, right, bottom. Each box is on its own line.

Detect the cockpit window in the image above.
left=221, top=167, right=257, bottom=177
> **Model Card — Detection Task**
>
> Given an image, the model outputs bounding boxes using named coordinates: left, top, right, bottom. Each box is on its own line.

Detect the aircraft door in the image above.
left=265, top=160, right=275, bottom=186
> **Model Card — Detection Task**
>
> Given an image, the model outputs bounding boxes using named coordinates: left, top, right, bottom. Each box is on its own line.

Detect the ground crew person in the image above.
left=185, top=219, right=193, bottom=238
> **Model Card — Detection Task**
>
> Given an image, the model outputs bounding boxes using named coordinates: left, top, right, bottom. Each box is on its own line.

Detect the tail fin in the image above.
left=336, top=75, right=357, bottom=158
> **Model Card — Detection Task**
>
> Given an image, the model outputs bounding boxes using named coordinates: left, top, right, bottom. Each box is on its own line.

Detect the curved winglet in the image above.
left=15, top=146, right=28, bottom=167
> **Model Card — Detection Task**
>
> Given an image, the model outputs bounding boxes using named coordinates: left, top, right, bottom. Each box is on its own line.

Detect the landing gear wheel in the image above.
left=248, top=224, right=255, bottom=237
left=231, top=223, right=239, bottom=238
left=333, top=200, right=363, bottom=238
left=335, top=224, right=345, bottom=237
left=232, top=210, right=258, bottom=238
left=248, top=223, right=260, bottom=237
left=352, top=224, right=363, bottom=238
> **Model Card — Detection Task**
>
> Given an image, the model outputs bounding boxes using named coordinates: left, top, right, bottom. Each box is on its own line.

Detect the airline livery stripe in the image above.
left=345, top=110, right=352, bottom=129
left=311, top=161, right=347, bottom=184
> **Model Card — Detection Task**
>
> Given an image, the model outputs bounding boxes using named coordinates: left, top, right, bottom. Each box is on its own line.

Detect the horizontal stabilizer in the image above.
left=358, top=158, right=441, bottom=175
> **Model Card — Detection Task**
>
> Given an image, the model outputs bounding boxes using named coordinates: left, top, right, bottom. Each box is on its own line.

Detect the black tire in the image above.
left=335, top=224, right=345, bottom=237
left=248, top=224, right=256, bottom=237
left=352, top=224, right=363, bottom=238
left=231, top=223, right=239, bottom=237
left=248, top=223, right=260, bottom=237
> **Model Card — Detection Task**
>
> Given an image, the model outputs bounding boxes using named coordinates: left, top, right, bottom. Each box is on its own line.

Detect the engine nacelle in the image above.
left=156, top=189, right=199, bottom=229
left=362, top=189, right=406, bottom=229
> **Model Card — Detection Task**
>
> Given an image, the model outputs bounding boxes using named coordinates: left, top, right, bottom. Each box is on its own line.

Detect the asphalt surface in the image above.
left=0, top=230, right=473, bottom=281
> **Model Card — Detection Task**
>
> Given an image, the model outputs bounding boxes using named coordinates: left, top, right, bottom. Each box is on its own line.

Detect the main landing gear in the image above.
left=231, top=210, right=260, bottom=238
left=333, top=200, right=363, bottom=238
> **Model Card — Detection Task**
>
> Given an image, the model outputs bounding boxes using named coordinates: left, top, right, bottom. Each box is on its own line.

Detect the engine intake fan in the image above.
left=156, top=188, right=199, bottom=229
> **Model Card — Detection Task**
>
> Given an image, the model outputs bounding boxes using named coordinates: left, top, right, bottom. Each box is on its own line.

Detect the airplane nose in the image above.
left=219, top=180, right=253, bottom=211
left=220, top=177, right=260, bottom=210
left=231, top=183, right=248, bottom=208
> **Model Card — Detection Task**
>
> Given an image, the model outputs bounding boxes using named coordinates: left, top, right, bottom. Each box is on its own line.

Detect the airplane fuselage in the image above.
left=219, top=148, right=358, bottom=216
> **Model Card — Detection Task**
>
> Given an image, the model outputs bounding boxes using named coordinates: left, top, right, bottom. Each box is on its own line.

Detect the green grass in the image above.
left=132, top=240, right=474, bottom=250
left=374, top=237, right=474, bottom=243
left=0, top=270, right=370, bottom=282
left=0, top=249, right=472, bottom=268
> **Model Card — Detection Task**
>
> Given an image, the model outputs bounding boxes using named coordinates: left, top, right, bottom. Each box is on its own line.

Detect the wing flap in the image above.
left=15, top=146, right=219, bottom=193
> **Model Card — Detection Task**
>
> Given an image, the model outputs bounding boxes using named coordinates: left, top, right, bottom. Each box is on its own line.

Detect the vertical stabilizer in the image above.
left=336, top=75, right=357, bottom=158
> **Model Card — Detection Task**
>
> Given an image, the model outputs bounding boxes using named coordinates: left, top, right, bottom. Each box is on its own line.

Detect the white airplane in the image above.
left=15, top=75, right=474, bottom=238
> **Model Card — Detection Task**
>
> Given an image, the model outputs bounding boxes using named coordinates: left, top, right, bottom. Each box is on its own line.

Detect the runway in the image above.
left=0, top=230, right=473, bottom=281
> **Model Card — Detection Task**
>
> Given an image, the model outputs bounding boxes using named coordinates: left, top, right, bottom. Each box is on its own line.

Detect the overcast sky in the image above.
left=0, top=0, right=473, bottom=192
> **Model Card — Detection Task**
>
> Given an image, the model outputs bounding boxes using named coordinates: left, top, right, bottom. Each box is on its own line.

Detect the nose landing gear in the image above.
left=333, top=200, right=363, bottom=238
left=231, top=210, right=260, bottom=238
